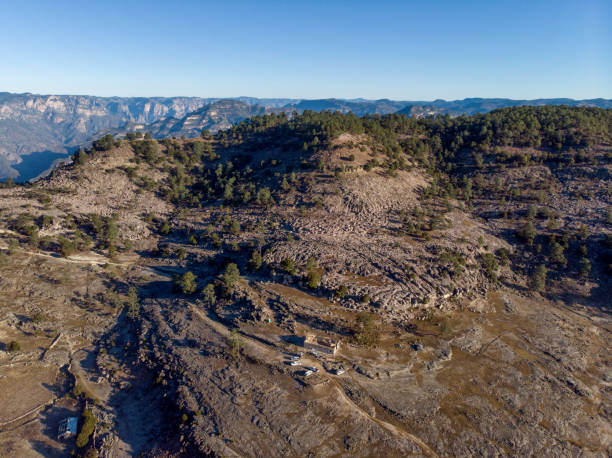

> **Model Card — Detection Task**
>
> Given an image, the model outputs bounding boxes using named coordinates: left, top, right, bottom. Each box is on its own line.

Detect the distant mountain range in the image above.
left=111, top=99, right=271, bottom=139
left=0, top=92, right=610, bottom=180
left=396, top=98, right=612, bottom=117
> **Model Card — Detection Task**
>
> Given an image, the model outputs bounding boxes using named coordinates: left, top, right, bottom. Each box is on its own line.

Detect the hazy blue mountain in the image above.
left=0, top=92, right=214, bottom=179
left=397, top=97, right=612, bottom=117
left=111, top=100, right=270, bottom=139
left=280, top=98, right=410, bottom=115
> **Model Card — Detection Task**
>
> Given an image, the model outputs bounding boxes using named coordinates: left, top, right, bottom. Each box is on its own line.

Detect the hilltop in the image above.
left=1, top=91, right=611, bottom=181
left=0, top=106, right=610, bottom=457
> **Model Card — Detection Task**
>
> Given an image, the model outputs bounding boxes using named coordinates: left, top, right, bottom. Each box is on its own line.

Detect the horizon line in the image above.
left=1, top=91, right=611, bottom=104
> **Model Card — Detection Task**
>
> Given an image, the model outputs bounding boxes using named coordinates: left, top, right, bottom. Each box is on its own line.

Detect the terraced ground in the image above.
left=0, top=107, right=611, bottom=456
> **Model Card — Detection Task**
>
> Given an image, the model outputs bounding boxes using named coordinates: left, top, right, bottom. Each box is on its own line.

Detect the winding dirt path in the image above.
left=331, top=376, right=439, bottom=457
left=189, top=302, right=439, bottom=457
left=0, top=242, right=130, bottom=266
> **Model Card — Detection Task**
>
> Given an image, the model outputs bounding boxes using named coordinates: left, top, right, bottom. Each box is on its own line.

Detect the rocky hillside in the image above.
left=0, top=106, right=610, bottom=457
left=112, top=100, right=271, bottom=139
left=0, top=92, right=218, bottom=179
left=2, top=92, right=611, bottom=181
left=0, top=92, right=211, bottom=156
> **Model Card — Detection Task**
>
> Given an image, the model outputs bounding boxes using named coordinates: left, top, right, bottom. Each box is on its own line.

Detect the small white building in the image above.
left=304, top=334, right=339, bottom=356
left=58, top=417, right=78, bottom=440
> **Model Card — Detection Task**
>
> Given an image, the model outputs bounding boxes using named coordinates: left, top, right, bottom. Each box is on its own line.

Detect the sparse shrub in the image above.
left=354, top=312, right=378, bottom=346
left=222, top=263, right=241, bottom=294
left=306, top=269, right=321, bottom=289
left=549, top=241, right=567, bottom=267
left=160, top=220, right=171, bottom=235
left=248, top=250, right=263, bottom=270
left=228, top=328, right=243, bottom=358
left=57, top=236, right=76, bottom=257
left=526, top=205, right=537, bottom=219
left=189, top=235, right=198, bottom=245
left=304, top=257, right=320, bottom=288
left=481, top=253, right=499, bottom=281
left=517, top=221, right=537, bottom=246
left=495, top=248, right=510, bottom=266
left=133, top=137, right=159, bottom=163
left=31, top=311, right=46, bottom=323
left=126, top=287, right=139, bottom=319
left=7, top=340, right=20, bottom=352
left=578, top=257, right=591, bottom=279
left=202, top=283, right=216, bottom=306
left=7, top=238, right=18, bottom=255
left=176, top=271, right=198, bottom=294
left=281, top=176, right=290, bottom=191
left=530, top=264, right=547, bottom=291
left=281, top=258, right=296, bottom=275
left=72, top=148, right=88, bottom=165
left=211, top=232, right=222, bottom=248
left=229, top=219, right=241, bottom=235
left=538, top=207, right=552, bottom=219
left=361, top=294, right=371, bottom=304
left=76, top=408, right=96, bottom=448
left=439, top=250, right=466, bottom=277
left=256, top=187, right=274, bottom=207
left=107, top=289, right=122, bottom=308
left=578, top=223, right=589, bottom=241
left=336, top=285, right=349, bottom=299
left=39, top=214, right=53, bottom=229
left=92, top=134, right=115, bottom=152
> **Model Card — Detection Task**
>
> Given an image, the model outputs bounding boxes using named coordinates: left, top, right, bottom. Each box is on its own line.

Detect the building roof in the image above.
left=305, top=334, right=337, bottom=348
left=58, top=417, right=79, bottom=435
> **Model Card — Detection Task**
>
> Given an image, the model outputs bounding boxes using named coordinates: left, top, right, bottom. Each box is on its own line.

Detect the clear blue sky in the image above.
left=1, top=0, right=610, bottom=100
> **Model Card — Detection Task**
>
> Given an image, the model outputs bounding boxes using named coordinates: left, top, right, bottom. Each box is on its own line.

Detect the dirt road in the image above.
left=189, top=301, right=439, bottom=457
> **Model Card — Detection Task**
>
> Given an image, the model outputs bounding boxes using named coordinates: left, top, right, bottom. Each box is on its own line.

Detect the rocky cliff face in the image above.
left=0, top=92, right=214, bottom=177
left=114, top=99, right=271, bottom=139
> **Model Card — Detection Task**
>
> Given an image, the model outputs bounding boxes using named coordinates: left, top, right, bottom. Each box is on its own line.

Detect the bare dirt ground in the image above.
left=134, top=267, right=610, bottom=456
left=0, top=135, right=610, bottom=457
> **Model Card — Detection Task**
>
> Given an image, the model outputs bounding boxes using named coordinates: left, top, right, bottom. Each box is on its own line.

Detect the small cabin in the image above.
left=58, top=417, right=78, bottom=440
left=304, top=334, right=339, bottom=356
